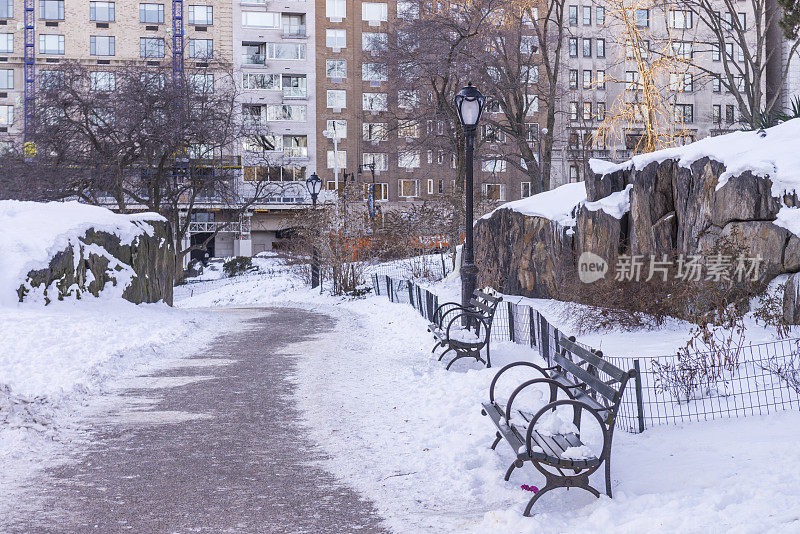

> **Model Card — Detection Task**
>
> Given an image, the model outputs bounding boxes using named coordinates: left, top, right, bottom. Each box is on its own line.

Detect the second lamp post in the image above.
left=305, top=172, right=322, bottom=288
left=454, top=83, right=486, bottom=313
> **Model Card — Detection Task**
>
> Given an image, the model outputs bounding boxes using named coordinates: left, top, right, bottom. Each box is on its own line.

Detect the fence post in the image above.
left=633, top=359, right=646, bottom=433
left=529, top=307, right=536, bottom=347
left=507, top=302, right=515, bottom=342
left=540, top=314, right=550, bottom=364
left=373, top=274, right=380, bottom=296
left=388, top=277, right=393, bottom=302
left=408, top=282, right=414, bottom=309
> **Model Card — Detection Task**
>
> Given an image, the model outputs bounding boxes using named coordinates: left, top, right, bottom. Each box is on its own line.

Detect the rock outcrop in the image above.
left=19, top=220, right=174, bottom=305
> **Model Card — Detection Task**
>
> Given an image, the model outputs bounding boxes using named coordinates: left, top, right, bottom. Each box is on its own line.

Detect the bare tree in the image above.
left=19, top=59, right=284, bottom=276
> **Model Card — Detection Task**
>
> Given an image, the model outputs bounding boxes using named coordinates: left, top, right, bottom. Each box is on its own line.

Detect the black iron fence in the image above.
left=372, top=274, right=800, bottom=434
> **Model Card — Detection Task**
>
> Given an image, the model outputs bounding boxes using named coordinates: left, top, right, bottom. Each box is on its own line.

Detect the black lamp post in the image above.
left=305, top=172, right=322, bottom=288
left=454, top=83, right=486, bottom=314
left=359, top=163, right=376, bottom=221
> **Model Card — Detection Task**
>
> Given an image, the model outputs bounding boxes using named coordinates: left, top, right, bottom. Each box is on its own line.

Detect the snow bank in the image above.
left=589, top=118, right=800, bottom=197
left=0, top=200, right=164, bottom=306
left=584, top=184, right=633, bottom=219
left=481, top=182, right=587, bottom=228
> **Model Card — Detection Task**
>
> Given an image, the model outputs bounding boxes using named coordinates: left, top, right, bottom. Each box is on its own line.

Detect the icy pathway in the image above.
left=5, top=308, right=388, bottom=533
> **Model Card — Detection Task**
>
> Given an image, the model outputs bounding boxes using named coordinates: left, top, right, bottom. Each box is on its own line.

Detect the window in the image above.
left=569, top=5, right=577, bottom=25
left=520, top=35, right=539, bottom=55
left=582, top=6, right=591, bottom=25
left=362, top=32, right=387, bottom=52
left=282, top=13, right=305, bottom=36
left=569, top=69, right=578, bottom=89
left=90, top=2, right=114, bottom=21
left=326, top=59, right=346, bottom=78
left=426, top=179, right=434, bottom=195
left=521, top=182, right=532, bottom=197
left=597, top=70, right=606, bottom=89
left=726, top=104, right=735, bottom=123
left=712, top=43, right=720, bottom=61
left=397, top=1, right=419, bottom=19
left=264, top=105, right=305, bottom=121
left=674, top=103, right=694, bottom=123
left=283, top=135, right=307, bottom=158
left=713, top=104, right=721, bottom=124
left=634, top=9, right=649, bottom=27
left=39, top=0, right=63, bottom=20
left=738, top=12, right=747, bottom=30
left=0, top=69, right=12, bottom=89
left=582, top=38, right=592, bottom=57
left=734, top=75, right=745, bottom=92
left=90, top=71, right=115, bottom=91
left=39, top=70, right=63, bottom=89
left=188, top=5, right=211, bottom=25
left=669, top=73, right=693, bottom=92
left=582, top=70, right=592, bottom=89
left=712, top=75, right=721, bottom=92
left=326, top=119, right=347, bottom=138
left=521, top=65, right=538, bottom=83
left=326, top=29, right=346, bottom=49
left=596, top=38, right=605, bottom=58
left=527, top=94, right=539, bottom=113
left=481, top=158, right=506, bottom=173
left=0, top=0, right=11, bottom=18
left=0, top=33, right=12, bottom=53
left=672, top=41, right=693, bottom=59
left=243, top=73, right=280, bottom=90
left=625, top=71, right=640, bottom=91
left=243, top=104, right=264, bottom=126
left=398, top=179, right=419, bottom=197
left=398, top=90, right=418, bottom=109
left=569, top=166, right=579, bottom=182
left=482, top=183, right=506, bottom=201
left=140, top=37, right=164, bottom=58
left=363, top=122, right=387, bottom=141
left=326, top=0, right=345, bottom=20
left=241, top=11, right=279, bottom=27
left=670, top=10, right=692, bottom=29
left=39, top=34, right=64, bottom=54
left=187, top=39, right=212, bottom=59
left=569, top=38, right=577, bottom=57
left=0, top=104, right=13, bottom=126
left=596, top=102, right=606, bottom=121
left=362, top=62, right=387, bottom=82
left=189, top=73, right=213, bottom=93
left=569, top=102, right=578, bottom=120
left=266, top=43, right=305, bottom=60
left=398, top=150, right=420, bottom=169
left=327, top=150, right=347, bottom=169
left=90, top=35, right=114, bottom=56
left=362, top=2, right=387, bottom=23
left=596, top=6, right=605, bottom=25
left=365, top=183, right=389, bottom=201
left=482, top=124, right=506, bottom=142
left=626, top=40, right=649, bottom=59
left=397, top=119, right=419, bottom=138
left=282, top=74, right=306, bottom=98
left=327, top=89, right=346, bottom=109
left=363, top=152, right=388, bottom=171
left=582, top=102, right=592, bottom=120
left=139, top=3, right=164, bottom=23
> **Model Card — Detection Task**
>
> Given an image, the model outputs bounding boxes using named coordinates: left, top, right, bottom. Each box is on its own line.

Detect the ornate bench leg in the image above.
left=523, top=483, right=554, bottom=516
left=490, top=432, right=502, bottom=450
left=438, top=347, right=454, bottom=362
left=504, top=459, right=524, bottom=481
left=605, top=459, right=613, bottom=497
left=445, top=351, right=470, bottom=370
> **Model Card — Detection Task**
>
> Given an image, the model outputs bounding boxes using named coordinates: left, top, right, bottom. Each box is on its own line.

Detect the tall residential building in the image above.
left=233, top=0, right=317, bottom=254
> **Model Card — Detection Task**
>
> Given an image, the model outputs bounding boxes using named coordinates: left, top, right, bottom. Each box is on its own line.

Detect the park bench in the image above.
left=481, top=334, right=636, bottom=516
left=427, top=290, right=502, bottom=370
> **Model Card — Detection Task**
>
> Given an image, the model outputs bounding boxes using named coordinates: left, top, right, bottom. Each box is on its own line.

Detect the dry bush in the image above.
left=763, top=349, right=800, bottom=396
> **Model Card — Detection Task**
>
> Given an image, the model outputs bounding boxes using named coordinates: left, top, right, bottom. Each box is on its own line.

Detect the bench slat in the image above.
left=553, top=351, right=619, bottom=402
left=469, top=298, right=494, bottom=315
left=558, top=335, right=629, bottom=383
left=548, top=372, right=609, bottom=412
left=475, top=290, right=502, bottom=303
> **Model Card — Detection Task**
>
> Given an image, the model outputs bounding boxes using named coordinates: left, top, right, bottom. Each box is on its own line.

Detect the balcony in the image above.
left=283, top=147, right=308, bottom=159
left=242, top=53, right=266, bottom=66
left=282, top=26, right=307, bottom=39
left=282, top=87, right=307, bottom=99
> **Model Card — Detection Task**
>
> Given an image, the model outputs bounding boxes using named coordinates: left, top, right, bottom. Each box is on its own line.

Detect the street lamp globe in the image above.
left=305, top=172, right=322, bottom=198
left=454, top=83, right=486, bottom=129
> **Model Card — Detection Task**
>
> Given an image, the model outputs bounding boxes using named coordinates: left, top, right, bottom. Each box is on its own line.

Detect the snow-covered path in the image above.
left=5, top=308, right=387, bottom=533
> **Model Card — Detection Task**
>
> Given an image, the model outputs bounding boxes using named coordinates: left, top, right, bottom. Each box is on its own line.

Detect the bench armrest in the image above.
left=488, top=361, right=550, bottom=403
left=434, top=302, right=470, bottom=327
left=445, top=311, right=488, bottom=344
left=525, top=399, right=610, bottom=461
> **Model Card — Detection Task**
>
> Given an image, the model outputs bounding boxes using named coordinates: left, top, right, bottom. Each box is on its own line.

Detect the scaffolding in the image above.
left=23, top=0, right=35, bottom=139
left=172, top=0, right=184, bottom=81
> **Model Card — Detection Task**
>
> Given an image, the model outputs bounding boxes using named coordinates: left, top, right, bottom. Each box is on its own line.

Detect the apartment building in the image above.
left=314, top=0, right=538, bottom=219
left=553, top=2, right=755, bottom=186
left=234, top=0, right=317, bottom=254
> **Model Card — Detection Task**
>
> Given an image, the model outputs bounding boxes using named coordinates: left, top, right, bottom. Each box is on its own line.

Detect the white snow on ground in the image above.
left=175, top=256, right=800, bottom=533
left=584, top=184, right=633, bottom=219
left=589, top=118, right=800, bottom=198
left=480, top=182, right=587, bottom=227
left=0, top=200, right=164, bottom=305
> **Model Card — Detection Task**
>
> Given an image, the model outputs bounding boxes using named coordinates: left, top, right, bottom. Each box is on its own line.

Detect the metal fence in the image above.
left=372, top=274, right=800, bottom=434
left=369, top=254, right=453, bottom=283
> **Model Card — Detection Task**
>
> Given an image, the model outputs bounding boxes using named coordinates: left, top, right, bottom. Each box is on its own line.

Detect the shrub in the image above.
left=223, top=256, right=256, bottom=277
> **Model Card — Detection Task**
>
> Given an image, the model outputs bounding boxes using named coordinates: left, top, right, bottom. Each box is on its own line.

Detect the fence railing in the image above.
left=372, top=274, right=800, bottom=434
